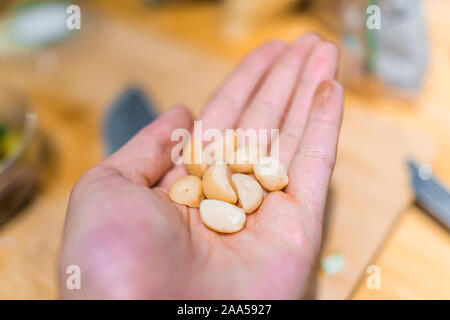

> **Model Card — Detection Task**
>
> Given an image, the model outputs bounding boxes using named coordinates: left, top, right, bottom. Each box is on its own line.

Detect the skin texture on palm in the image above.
left=59, top=33, right=344, bottom=299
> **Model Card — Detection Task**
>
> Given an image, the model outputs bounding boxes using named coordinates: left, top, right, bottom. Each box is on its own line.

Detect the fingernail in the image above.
left=313, top=80, right=336, bottom=112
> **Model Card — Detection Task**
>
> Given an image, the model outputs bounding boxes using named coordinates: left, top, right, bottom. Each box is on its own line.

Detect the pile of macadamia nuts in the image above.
left=168, top=132, right=289, bottom=234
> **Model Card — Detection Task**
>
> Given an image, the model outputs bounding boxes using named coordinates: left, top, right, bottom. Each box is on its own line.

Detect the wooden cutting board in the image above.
left=0, top=13, right=434, bottom=299
left=311, top=107, right=434, bottom=299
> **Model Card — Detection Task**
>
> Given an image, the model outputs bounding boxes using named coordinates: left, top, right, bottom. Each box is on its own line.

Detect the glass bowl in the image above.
left=0, top=85, right=41, bottom=224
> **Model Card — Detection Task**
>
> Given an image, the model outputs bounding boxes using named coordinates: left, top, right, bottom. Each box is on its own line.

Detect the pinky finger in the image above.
left=286, top=80, right=344, bottom=214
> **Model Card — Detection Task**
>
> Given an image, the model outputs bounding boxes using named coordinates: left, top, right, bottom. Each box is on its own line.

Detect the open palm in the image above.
left=59, top=34, right=344, bottom=299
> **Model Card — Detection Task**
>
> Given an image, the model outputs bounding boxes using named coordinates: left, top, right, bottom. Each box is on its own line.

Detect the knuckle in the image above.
left=281, top=125, right=303, bottom=146
left=310, top=112, right=341, bottom=128
left=252, top=97, right=279, bottom=117
left=211, top=91, right=242, bottom=112
left=298, top=145, right=336, bottom=170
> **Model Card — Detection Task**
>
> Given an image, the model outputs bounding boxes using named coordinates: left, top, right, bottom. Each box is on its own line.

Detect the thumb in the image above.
left=103, top=105, right=192, bottom=186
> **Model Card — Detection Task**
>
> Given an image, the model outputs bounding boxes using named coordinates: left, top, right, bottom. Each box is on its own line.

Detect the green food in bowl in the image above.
left=0, top=122, right=22, bottom=162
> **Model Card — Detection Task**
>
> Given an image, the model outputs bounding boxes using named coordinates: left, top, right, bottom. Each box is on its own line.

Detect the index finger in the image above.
left=200, top=40, right=285, bottom=131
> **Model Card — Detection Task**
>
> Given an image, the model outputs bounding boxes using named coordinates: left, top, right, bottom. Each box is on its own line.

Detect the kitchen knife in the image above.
left=408, top=159, right=450, bottom=229
left=103, top=87, right=158, bottom=156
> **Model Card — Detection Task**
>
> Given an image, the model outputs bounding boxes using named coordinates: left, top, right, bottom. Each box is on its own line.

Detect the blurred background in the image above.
left=0, top=0, right=449, bottom=299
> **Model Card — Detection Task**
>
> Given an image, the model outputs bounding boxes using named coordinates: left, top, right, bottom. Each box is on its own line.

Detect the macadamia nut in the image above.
left=199, top=199, right=246, bottom=233
left=231, top=174, right=263, bottom=214
left=254, top=157, right=289, bottom=191
left=229, top=145, right=266, bottom=173
left=203, top=131, right=237, bottom=164
left=168, top=175, right=204, bottom=208
left=172, top=134, right=291, bottom=234
left=202, top=162, right=237, bottom=203
left=184, top=139, right=208, bottom=177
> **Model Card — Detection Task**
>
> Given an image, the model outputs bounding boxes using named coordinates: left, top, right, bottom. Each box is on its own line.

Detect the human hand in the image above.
left=59, top=33, right=343, bottom=299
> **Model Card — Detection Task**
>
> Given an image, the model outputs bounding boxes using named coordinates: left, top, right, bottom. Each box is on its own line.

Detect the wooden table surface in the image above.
left=0, top=0, right=449, bottom=299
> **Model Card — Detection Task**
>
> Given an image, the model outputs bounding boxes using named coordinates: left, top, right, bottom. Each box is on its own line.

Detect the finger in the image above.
left=236, top=34, right=321, bottom=134
left=157, top=164, right=187, bottom=192
left=103, top=106, right=192, bottom=186
left=277, top=42, right=339, bottom=167
left=158, top=41, right=285, bottom=190
left=160, top=36, right=319, bottom=190
left=200, top=40, right=286, bottom=131
left=287, top=80, right=344, bottom=215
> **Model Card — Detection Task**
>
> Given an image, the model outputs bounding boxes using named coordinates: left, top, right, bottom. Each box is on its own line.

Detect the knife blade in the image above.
left=408, top=159, right=450, bottom=229
left=103, top=87, right=158, bottom=156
